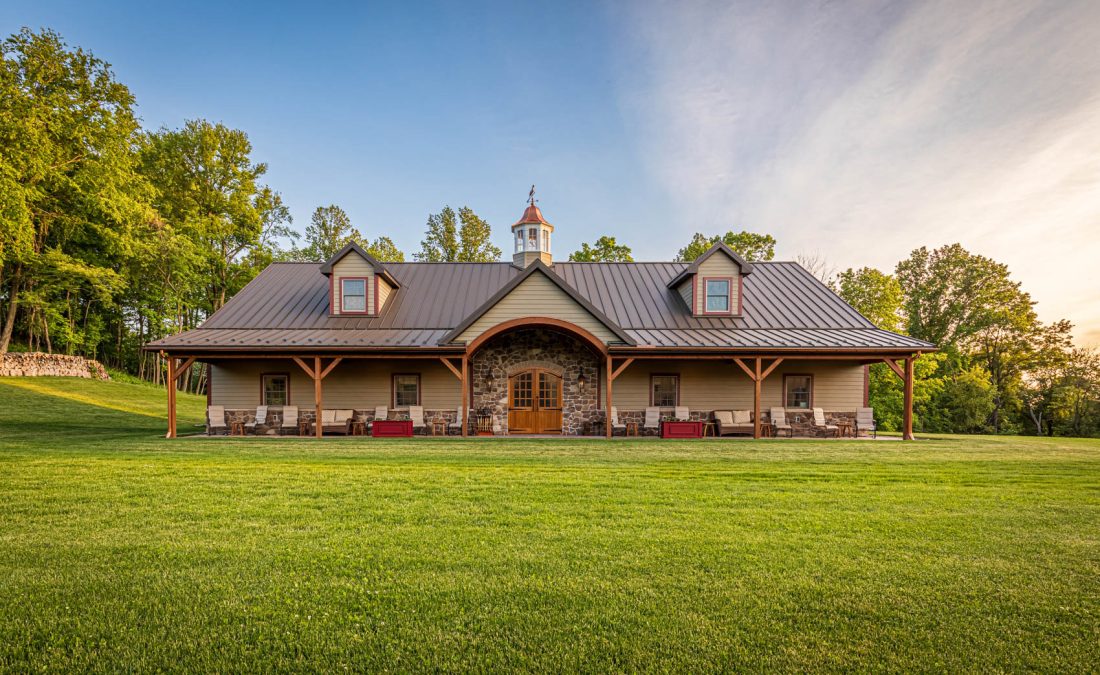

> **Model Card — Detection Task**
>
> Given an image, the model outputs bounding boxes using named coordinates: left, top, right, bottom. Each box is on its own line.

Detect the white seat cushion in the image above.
left=715, top=411, right=734, bottom=426
left=322, top=410, right=337, bottom=424
left=732, top=410, right=751, bottom=425
left=336, top=409, right=354, bottom=422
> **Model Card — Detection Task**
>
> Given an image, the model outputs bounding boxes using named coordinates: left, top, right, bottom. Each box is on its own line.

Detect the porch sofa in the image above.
left=714, top=410, right=755, bottom=436
left=320, top=409, right=356, bottom=435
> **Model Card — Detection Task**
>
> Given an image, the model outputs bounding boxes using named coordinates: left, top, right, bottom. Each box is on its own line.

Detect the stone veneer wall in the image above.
left=0, top=352, right=109, bottom=379
left=470, top=328, right=602, bottom=435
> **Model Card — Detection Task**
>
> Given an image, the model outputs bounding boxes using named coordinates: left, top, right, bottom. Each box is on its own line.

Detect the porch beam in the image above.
left=606, top=354, right=613, bottom=439
left=610, top=357, right=634, bottom=381
left=173, top=356, right=197, bottom=382
left=759, top=357, right=784, bottom=381
left=461, top=355, right=469, bottom=437
left=292, top=356, right=316, bottom=379
left=318, top=357, right=343, bottom=380
left=732, top=357, right=757, bottom=381
left=439, top=357, right=462, bottom=379
left=166, top=353, right=177, bottom=439
left=883, top=358, right=905, bottom=380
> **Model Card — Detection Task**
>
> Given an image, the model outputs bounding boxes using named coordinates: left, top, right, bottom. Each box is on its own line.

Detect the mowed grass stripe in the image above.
left=0, top=378, right=1097, bottom=671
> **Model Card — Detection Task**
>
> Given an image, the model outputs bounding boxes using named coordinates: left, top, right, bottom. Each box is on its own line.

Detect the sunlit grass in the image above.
left=0, top=378, right=1097, bottom=671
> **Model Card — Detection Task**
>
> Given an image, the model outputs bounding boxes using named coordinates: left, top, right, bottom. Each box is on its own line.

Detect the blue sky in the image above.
left=4, top=0, right=1099, bottom=344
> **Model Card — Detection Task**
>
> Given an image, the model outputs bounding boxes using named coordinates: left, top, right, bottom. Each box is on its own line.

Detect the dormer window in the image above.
left=704, top=278, right=731, bottom=314
left=341, top=278, right=368, bottom=313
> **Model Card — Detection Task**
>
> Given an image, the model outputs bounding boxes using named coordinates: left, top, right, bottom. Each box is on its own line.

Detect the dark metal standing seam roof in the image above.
left=146, top=260, right=935, bottom=351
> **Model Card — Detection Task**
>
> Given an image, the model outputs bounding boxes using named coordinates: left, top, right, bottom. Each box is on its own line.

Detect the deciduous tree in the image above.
left=835, top=267, right=904, bottom=333
left=569, top=236, right=633, bottom=262
left=675, top=231, right=776, bottom=262
left=415, top=206, right=500, bottom=262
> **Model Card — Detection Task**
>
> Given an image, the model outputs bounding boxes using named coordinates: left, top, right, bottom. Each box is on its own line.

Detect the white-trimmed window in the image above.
left=704, top=278, right=731, bottom=313
left=393, top=374, right=420, bottom=408
left=651, top=374, right=679, bottom=407
left=341, top=278, right=367, bottom=313
left=262, top=373, right=289, bottom=406
left=784, top=374, right=812, bottom=409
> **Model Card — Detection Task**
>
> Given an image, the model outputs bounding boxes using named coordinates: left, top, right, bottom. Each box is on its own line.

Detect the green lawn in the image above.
left=1, top=378, right=1098, bottom=672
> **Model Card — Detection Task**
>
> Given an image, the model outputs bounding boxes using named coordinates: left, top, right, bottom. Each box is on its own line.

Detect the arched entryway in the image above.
left=466, top=318, right=606, bottom=435
left=508, top=367, right=562, bottom=434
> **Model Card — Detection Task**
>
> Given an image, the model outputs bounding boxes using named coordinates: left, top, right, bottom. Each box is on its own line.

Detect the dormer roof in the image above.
left=318, top=241, right=401, bottom=287
left=667, top=241, right=753, bottom=288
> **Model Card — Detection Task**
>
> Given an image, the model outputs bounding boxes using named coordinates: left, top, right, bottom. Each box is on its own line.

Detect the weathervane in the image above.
left=528, top=184, right=537, bottom=206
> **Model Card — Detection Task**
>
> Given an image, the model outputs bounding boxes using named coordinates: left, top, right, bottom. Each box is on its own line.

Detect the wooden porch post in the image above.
left=903, top=355, right=915, bottom=441
left=461, top=355, right=469, bottom=437
left=734, top=356, right=783, bottom=440
left=166, top=354, right=177, bottom=439
left=753, top=357, right=762, bottom=439
left=314, top=356, right=323, bottom=439
left=606, top=354, right=613, bottom=439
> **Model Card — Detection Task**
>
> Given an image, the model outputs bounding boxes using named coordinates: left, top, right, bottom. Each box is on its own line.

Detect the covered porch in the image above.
left=160, top=338, right=919, bottom=441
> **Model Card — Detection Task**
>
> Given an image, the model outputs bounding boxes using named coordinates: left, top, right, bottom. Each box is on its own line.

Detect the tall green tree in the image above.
left=569, top=236, right=633, bottom=262
left=675, top=231, right=776, bottom=262
left=292, top=205, right=362, bottom=261
left=834, top=267, right=904, bottom=333
left=364, top=237, right=404, bottom=262
left=415, top=206, right=500, bottom=262
left=140, top=119, right=274, bottom=312
left=0, top=28, right=154, bottom=354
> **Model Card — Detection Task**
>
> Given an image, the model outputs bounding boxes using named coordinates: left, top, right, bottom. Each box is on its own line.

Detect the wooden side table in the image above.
left=836, top=421, right=853, bottom=438
left=350, top=421, right=367, bottom=436
left=230, top=420, right=245, bottom=436
left=298, top=420, right=312, bottom=436
left=703, top=421, right=716, bottom=437
left=431, top=420, right=446, bottom=436
left=625, top=421, right=639, bottom=437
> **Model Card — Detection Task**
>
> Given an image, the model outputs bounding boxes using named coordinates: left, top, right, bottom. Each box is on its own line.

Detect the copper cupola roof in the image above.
left=513, top=202, right=550, bottom=227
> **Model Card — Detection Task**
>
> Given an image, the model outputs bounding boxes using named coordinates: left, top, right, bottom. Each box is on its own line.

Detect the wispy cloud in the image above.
left=617, top=0, right=1100, bottom=344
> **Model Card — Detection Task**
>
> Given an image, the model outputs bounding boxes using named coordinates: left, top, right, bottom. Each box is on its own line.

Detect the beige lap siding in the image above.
left=376, top=277, right=394, bottom=311
left=457, top=272, right=618, bottom=344
left=208, top=359, right=461, bottom=409
left=611, top=360, right=864, bottom=412
left=331, top=256, right=376, bottom=315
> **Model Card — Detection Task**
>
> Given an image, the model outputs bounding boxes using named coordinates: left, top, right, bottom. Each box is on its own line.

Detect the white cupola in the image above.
left=511, top=185, right=553, bottom=268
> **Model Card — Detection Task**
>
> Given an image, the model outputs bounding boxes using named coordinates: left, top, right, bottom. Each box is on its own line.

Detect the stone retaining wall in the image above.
left=0, top=352, right=109, bottom=380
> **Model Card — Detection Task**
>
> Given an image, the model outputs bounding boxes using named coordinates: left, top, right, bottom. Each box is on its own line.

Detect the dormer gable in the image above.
left=320, top=242, right=401, bottom=317
left=667, top=242, right=753, bottom=317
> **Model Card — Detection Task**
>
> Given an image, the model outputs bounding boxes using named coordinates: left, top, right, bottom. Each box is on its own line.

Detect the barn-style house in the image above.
left=148, top=197, right=933, bottom=440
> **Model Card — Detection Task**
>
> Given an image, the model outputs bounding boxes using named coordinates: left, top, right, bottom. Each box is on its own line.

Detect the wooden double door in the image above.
left=508, top=368, right=563, bottom=434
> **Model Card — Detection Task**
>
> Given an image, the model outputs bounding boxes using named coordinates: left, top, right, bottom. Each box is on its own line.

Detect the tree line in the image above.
left=2, top=28, right=1095, bottom=435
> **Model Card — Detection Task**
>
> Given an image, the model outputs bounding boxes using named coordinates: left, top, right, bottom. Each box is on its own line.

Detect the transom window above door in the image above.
left=341, top=278, right=367, bottom=313
left=704, top=278, right=731, bottom=313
